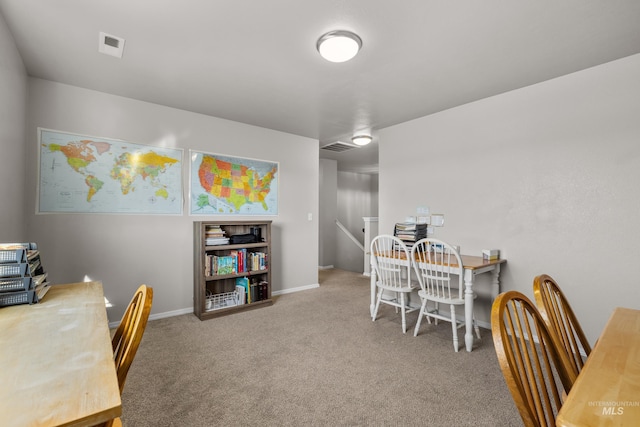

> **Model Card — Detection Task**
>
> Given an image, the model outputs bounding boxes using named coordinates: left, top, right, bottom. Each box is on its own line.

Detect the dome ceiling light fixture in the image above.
left=351, top=134, right=372, bottom=146
left=316, top=30, right=362, bottom=63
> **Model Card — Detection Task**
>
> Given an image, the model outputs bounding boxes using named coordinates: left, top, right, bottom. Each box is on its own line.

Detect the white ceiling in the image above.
left=2, top=1, right=640, bottom=173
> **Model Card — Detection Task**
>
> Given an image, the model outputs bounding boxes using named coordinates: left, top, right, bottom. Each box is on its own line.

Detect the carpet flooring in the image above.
left=120, top=268, right=521, bottom=426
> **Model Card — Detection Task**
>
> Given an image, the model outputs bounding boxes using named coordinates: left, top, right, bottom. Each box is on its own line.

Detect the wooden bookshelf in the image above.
left=193, top=221, right=272, bottom=320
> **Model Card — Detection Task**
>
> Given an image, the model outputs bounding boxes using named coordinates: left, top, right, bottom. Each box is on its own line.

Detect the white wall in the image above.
left=379, top=53, right=640, bottom=343
left=25, top=78, right=319, bottom=322
left=0, top=12, right=27, bottom=240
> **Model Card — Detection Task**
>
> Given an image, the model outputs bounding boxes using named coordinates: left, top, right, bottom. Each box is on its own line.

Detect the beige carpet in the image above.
left=121, top=268, right=521, bottom=426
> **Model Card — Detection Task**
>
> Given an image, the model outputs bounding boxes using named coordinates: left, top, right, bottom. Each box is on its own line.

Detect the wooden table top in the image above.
left=375, top=251, right=506, bottom=270
left=0, top=281, right=121, bottom=427
left=458, top=255, right=506, bottom=270
left=556, top=307, right=640, bottom=426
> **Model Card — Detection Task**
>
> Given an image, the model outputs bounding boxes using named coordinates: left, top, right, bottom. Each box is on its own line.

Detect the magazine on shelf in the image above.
left=205, top=237, right=230, bottom=245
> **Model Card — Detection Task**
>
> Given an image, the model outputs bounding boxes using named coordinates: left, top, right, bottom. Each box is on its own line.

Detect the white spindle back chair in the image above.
left=370, top=235, right=418, bottom=333
left=411, top=238, right=480, bottom=351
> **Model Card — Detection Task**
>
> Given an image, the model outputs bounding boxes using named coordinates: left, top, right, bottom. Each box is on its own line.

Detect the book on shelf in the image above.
left=258, top=281, right=268, bottom=301
left=217, top=255, right=236, bottom=275
left=249, top=281, right=258, bottom=303
left=205, top=237, right=230, bottom=245
left=205, top=226, right=229, bottom=245
left=249, top=252, right=268, bottom=271
left=235, top=277, right=249, bottom=304
left=205, top=225, right=225, bottom=234
left=230, top=249, right=247, bottom=273
left=206, top=251, right=270, bottom=276
left=242, top=279, right=268, bottom=303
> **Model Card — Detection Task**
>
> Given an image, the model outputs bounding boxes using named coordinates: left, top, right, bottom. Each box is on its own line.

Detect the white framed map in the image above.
left=38, top=128, right=183, bottom=214
left=189, top=150, right=278, bottom=215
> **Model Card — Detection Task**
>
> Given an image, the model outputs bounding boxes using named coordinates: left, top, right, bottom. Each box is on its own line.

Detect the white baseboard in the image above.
left=149, top=307, right=194, bottom=321
left=273, top=283, right=320, bottom=295
left=109, top=307, right=193, bottom=329
left=109, top=285, right=321, bottom=328
left=476, top=319, right=491, bottom=330
left=318, top=265, right=334, bottom=270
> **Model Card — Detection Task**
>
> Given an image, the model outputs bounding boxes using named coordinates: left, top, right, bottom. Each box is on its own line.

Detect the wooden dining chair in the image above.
left=491, top=291, right=577, bottom=427
left=411, top=238, right=480, bottom=351
left=103, top=284, right=153, bottom=427
left=370, top=235, right=418, bottom=333
left=105, top=418, right=123, bottom=427
left=533, top=274, right=591, bottom=377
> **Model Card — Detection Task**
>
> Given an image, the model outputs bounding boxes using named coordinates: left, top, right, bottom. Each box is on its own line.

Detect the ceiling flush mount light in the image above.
left=317, top=30, right=362, bottom=63
left=352, top=134, right=372, bottom=146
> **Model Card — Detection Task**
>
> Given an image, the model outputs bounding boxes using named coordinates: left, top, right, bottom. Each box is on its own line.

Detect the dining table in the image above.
left=370, top=251, right=506, bottom=351
left=0, top=281, right=121, bottom=427
left=556, top=306, right=640, bottom=426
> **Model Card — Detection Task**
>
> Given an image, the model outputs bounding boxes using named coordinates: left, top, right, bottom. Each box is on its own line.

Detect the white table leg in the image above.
left=464, top=269, right=474, bottom=352
left=491, top=264, right=501, bottom=301
left=370, top=263, right=376, bottom=317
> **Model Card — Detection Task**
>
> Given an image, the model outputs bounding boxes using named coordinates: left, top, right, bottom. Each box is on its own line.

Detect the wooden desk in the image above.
left=556, top=307, right=640, bottom=426
left=0, top=281, right=121, bottom=427
left=370, top=252, right=506, bottom=352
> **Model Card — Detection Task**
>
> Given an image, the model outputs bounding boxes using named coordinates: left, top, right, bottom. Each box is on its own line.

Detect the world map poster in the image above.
left=189, top=150, right=278, bottom=215
left=38, top=128, right=183, bottom=214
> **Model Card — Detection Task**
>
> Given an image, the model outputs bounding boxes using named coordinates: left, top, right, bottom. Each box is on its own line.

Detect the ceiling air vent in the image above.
left=98, top=32, right=125, bottom=58
left=321, top=141, right=359, bottom=153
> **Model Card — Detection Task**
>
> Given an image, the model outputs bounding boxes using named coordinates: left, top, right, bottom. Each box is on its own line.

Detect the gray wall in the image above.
left=318, top=160, right=379, bottom=273
left=335, top=171, right=378, bottom=273
left=0, top=12, right=27, bottom=240
left=318, top=158, right=337, bottom=268
left=24, top=78, right=319, bottom=323
left=379, top=53, right=640, bottom=343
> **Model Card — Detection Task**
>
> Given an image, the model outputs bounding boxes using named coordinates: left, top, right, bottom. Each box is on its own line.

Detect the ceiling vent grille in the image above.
left=98, top=32, right=125, bottom=58
left=321, top=141, right=359, bottom=153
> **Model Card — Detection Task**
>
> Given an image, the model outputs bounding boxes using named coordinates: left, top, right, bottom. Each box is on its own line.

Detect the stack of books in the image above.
left=234, top=277, right=269, bottom=305
left=205, top=254, right=236, bottom=276
left=393, top=223, right=427, bottom=248
left=205, top=225, right=229, bottom=246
